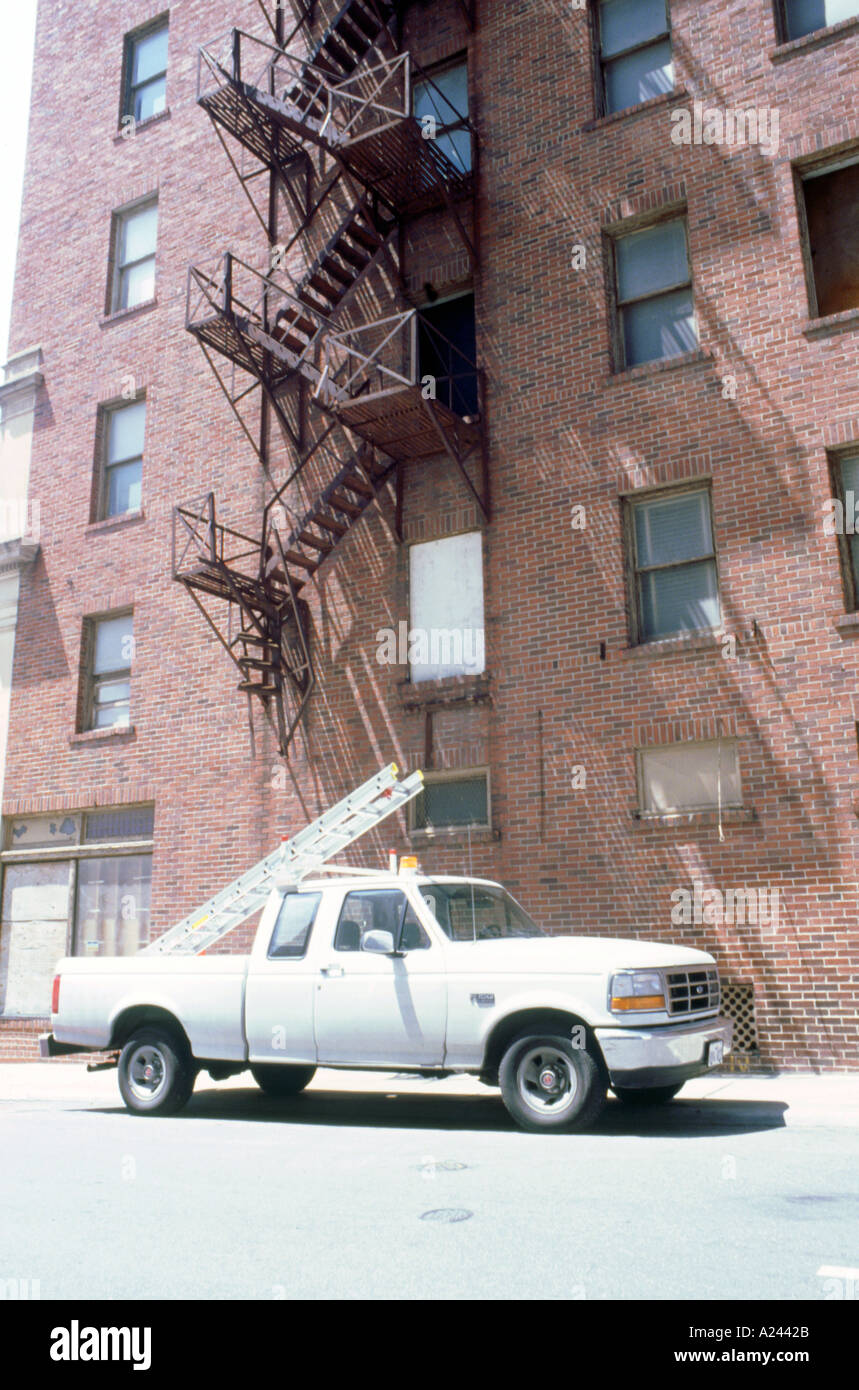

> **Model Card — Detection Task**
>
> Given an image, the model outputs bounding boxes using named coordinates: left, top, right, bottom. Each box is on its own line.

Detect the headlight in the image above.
left=609, top=970, right=666, bottom=1012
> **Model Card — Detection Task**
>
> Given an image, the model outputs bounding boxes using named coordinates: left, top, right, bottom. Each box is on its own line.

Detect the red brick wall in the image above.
left=3, top=0, right=858, bottom=1068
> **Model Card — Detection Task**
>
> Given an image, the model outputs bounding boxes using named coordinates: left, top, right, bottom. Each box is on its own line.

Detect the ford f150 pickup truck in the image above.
left=42, top=867, right=733, bottom=1132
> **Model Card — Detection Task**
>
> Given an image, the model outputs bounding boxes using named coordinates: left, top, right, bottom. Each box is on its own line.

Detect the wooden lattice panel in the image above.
left=721, top=983, right=758, bottom=1054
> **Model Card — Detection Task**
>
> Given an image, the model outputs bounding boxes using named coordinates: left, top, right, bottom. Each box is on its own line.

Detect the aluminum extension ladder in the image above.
left=141, top=763, right=424, bottom=956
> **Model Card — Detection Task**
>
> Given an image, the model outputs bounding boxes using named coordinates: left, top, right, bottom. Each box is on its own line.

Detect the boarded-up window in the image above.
left=0, top=862, right=72, bottom=1016
left=0, top=808, right=154, bottom=1016
left=409, top=532, right=485, bottom=682
left=638, top=740, right=742, bottom=813
left=801, top=160, right=859, bottom=317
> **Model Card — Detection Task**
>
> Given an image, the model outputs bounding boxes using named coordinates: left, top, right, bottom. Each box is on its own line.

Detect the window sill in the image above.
left=409, top=826, right=500, bottom=848
left=609, top=346, right=711, bottom=383
left=801, top=306, right=859, bottom=340
left=85, top=509, right=146, bottom=537
left=771, top=15, right=859, bottom=62
left=582, top=85, right=688, bottom=133
left=113, top=108, right=171, bottom=142
left=69, top=725, right=136, bottom=748
left=833, top=610, right=859, bottom=637
left=397, top=671, right=492, bottom=710
left=100, top=298, right=158, bottom=328
left=621, top=629, right=723, bottom=659
left=631, top=806, right=756, bottom=829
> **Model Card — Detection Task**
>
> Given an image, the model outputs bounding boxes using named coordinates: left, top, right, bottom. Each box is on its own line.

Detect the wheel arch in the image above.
left=109, top=1005, right=193, bottom=1057
left=481, top=1009, right=608, bottom=1082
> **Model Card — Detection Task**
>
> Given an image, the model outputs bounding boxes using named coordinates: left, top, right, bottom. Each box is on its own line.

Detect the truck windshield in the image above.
left=420, top=882, right=545, bottom=941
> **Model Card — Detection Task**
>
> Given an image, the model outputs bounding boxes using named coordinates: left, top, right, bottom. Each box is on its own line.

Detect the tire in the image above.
left=498, top=1032, right=606, bottom=1133
left=251, top=1064, right=317, bottom=1097
left=613, top=1083, right=684, bottom=1106
left=117, top=1027, right=196, bottom=1117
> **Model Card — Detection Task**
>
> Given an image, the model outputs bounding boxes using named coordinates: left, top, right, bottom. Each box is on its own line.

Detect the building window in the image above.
left=832, top=451, right=859, bottom=609
left=409, top=531, right=485, bottom=683
left=626, top=486, right=720, bottom=642
left=0, top=809, right=154, bottom=1015
left=595, top=0, right=673, bottom=116
left=612, top=216, right=697, bottom=368
left=413, top=58, right=471, bottom=173
left=99, top=398, right=145, bottom=518
left=84, top=612, right=134, bottom=731
left=123, top=19, right=169, bottom=123
left=638, top=740, right=741, bottom=814
left=417, top=292, right=478, bottom=417
left=411, top=770, right=490, bottom=831
left=798, top=158, right=859, bottom=318
left=110, top=199, right=158, bottom=313
left=777, top=0, right=859, bottom=42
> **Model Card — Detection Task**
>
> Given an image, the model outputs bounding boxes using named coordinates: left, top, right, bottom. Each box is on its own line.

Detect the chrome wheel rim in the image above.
left=517, top=1046, right=577, bottom=1116
left=128, top=1044, right=167, bottom=1102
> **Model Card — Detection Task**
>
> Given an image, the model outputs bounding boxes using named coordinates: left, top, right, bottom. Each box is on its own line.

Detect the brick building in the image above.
left=1, top=0, right=858, bottom=1067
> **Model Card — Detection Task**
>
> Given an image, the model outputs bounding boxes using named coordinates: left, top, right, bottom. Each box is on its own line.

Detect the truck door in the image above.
left=314, top=888, right=447, bottom=1066
left=245, top=890, right=324, bottom=1065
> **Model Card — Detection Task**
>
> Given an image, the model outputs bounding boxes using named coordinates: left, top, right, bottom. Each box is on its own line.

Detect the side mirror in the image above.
left=362, top=929, right=395, bottom=955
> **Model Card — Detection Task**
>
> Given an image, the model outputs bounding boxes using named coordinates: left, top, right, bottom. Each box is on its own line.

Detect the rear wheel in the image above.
left=118, top=1027, right=196, bottom=1116
left=498, top=1032, right=606, bottom=1133
left=251, top=1064, right=317, bottom=1097
left=613, top=1083, right=684, bottom=1106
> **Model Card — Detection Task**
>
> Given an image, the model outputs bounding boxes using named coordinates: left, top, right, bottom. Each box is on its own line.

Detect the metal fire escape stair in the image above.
left=141, top=762, right=424, bottom=955
left=272, top=198, right=391, bottom=351
left=268, top=441, right=396, bottom=587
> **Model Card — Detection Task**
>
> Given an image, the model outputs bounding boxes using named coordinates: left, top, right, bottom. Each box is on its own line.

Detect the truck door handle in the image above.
left=320, top=965, right=345, bottom=978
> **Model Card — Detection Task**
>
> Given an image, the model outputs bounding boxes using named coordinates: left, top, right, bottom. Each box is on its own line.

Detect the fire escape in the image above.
left=174, top=0, right=484, bottom=755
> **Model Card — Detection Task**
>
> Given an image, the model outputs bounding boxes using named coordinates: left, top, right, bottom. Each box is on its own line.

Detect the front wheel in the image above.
left=251, top=1064, right=317, bottom=1097
left=498, top=1032, right=606, bottom=1133
left=118, top=1027, right=196, bottom=1116
left=613, top=1083, right=684, bottom=1106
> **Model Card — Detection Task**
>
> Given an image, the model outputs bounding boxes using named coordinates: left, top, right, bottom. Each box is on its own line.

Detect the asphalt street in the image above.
left=1, top=1067, right=857, bottom=1301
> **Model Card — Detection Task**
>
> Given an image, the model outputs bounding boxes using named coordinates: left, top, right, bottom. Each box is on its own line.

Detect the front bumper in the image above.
left=594, top=1015, right=733, bottom=1089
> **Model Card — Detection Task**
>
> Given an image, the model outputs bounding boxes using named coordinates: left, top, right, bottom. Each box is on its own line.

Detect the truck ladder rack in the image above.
left=142, top=763, right=423, bottom=956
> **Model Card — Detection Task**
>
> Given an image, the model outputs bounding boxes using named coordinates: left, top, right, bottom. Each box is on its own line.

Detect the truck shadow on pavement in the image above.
left=89, top=1088, right=789, bottom=1135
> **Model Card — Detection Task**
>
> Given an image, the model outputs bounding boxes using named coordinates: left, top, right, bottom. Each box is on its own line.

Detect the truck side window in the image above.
left=332, top=889, right=429, bottom=952
left=267, top=891, right=322, bottom=959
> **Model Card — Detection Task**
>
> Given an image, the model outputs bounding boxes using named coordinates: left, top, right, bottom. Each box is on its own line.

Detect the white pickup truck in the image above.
left=42, top=866, right=732, bottom=1132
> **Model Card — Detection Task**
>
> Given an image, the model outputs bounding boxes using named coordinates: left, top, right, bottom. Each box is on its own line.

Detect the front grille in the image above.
left=665, top=967, right=720, bottom=1016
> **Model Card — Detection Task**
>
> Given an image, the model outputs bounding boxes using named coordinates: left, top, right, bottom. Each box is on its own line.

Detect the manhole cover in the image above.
left=417, top=1160, right=469, bottom=1174
left=420, top=1208, right=473, bottom=1224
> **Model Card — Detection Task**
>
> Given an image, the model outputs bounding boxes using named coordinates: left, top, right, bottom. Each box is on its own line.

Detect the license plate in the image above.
left=707, top=1040, right=724, bottom=1067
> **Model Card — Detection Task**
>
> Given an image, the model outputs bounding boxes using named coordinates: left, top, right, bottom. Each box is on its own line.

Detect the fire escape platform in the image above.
left=340, top=123, right=473, bottom=217
left=199, top=83, right=307, bottom=169
left=324, top=384, right=481, bottom=460
left=176, top=559, right=284, bottom=615
left=188, top=309, right=325, bottom=397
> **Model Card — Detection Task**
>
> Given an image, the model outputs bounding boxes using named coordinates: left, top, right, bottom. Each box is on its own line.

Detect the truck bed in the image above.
left=53, top=956, right=250, bottom=1062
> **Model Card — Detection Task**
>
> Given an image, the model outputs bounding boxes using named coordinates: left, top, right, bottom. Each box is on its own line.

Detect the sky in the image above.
left=0, top=1, right=38, bottom=363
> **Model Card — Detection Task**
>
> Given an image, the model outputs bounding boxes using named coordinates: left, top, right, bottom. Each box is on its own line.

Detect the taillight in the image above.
left=51, top=975, right=61, bottom=1015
